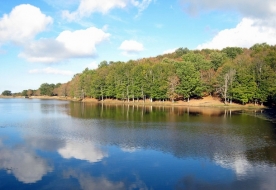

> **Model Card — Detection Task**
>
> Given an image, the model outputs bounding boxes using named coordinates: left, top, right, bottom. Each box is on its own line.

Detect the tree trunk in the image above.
left=100, top=86, right=103, bottom=101
left=224, top=73, right=229, bottom=104
left=127, top=85, right=129, bottom=102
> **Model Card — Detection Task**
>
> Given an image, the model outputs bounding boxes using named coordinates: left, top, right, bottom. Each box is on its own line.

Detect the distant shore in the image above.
left=0, top=95, right=267, bottom=108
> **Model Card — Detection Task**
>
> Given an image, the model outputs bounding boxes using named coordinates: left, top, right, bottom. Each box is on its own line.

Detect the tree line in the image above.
left=3, top=43, right=276, bottom=105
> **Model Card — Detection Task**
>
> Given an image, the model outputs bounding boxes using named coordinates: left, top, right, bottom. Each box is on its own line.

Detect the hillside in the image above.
left=7, top=43, right=276, bottom=106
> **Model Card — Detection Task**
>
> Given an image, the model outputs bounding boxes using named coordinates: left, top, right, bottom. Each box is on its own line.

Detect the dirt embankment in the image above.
left=0, top=95, right=14, bottom=98
left=1, top=95, right=266, bottom=109
left=82, top=96, right=265, bottom=108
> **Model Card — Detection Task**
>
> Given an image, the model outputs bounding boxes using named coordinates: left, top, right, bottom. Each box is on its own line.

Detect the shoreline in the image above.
left=1, top=95, right=275, bottom=123
left=81, top=96, right=267, bottom=109
left=0, top=95, right=267, bottom=109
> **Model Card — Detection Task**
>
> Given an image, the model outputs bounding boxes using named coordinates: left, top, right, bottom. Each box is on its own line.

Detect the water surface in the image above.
left=0, top=98, right=276, bottom=189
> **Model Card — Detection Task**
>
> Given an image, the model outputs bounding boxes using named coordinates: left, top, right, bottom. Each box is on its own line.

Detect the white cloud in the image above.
left=86, top=61, right=98, bottom=70
left=197, top=18, right=276, bottom=50
left=62, top=0, right=128, bottom=21
left=19, top=27, right=110, bottom=63
left=29, top=67, right=74, bottom=75
left=119, top=40, right=144, bottom=55
left=181, top=0, right=276, bottom=19
left=0, top=4, right=52, bottom=45
left=57, top=28, right=109, bottom=55
left=132, top=0, right=152, bottom=17
left=183, top=0, right=276, bottom=49
left=62, top=0, right=153, bottom=21
left=58, top=141, right=108, bottom=163
left=163, top=48, right=177, bottom=54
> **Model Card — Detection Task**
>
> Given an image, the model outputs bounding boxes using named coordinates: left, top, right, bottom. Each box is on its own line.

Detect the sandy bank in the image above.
left=82, top=96, right=265, bottom=109
left=1, top=95, right=266, bottom=109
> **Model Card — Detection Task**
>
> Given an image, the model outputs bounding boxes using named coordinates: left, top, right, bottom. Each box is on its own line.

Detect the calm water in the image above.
left=0, top=98, right=276, bottom=190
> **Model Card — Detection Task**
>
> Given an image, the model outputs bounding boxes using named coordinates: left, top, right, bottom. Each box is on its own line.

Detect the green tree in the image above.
left=222, top=47, right=243, bottom=60
left=175, top=61, right=202, bottom=101
left=182, top=52, right=210, bottom=71
left=210, top=51, right=226, bottom=70
left=151, top=63, right=172, bottom=101
left=1, top=90, right=12, bottom=96
left=22, top=90, right=28, bottom=96
left=175, top=47, right=189, bottom=57
left=250, top=45, right=276, bottom=105
left=39, top=83, right=55, bottom=96
left=98, top=60, right=108, bottom=68
left=250, top=43, right=270, bottom=52
left=131, top=64, right=147, bottom=101
left=231, top=67, right=256, bottom=104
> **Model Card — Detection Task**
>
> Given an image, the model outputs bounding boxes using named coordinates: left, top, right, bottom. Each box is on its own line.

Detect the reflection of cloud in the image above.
left=64, top=170, right=125, bottom=190
left=214, top=153, right=252, bottom=177
left=0, top=140, right=51, bottom=183
left=176, top=157, right=276, bottom=190
left=58, top=141, right=108, bottom=163
left=25, top=135, right=65, bottom=151
left=128, top=173, right=150, bottom=190
left=120, top=146, right=138, bottom=153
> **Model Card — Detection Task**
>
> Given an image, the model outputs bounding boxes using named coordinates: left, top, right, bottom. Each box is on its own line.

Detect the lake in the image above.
left=0, top=98, right=276, bottom=190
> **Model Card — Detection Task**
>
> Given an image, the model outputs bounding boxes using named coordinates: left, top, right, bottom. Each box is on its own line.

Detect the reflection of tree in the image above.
left=66, top=102, right=276, bottom=166
left=245, top=146, right=276, bottom=165
left=174, top=173, right=273, bottom=190
left=0, top=139, right=52, bottom=184
left=68, top=102, right=243, bottom=122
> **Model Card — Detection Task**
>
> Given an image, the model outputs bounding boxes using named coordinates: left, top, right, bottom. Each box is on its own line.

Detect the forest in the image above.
left=3, top=43, right=276, bottom=106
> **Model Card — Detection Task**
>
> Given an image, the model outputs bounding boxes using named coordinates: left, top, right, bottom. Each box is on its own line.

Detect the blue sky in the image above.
left=1, top=0, right=276, bottom=93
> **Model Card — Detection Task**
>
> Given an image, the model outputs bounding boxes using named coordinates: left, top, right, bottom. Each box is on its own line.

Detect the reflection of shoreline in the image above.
left=68, top=102, right=266, bottom=120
